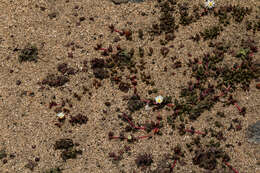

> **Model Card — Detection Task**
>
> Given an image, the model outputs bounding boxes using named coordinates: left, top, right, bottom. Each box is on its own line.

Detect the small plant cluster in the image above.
left=108, top=145, right=131, bottom=164
left=69, top=113, right=88, bottom=126
left=192, top=146, right=231, bottom=171
left=41, top=63, right=77, bottom=88
left=92, top=43, right=156, bottom=92
left=245, top=18, right=260, bottom=34
left=18, top=44, right=38, bottom=63
left=87, top=1, right=259, bottom=172
left=105, top=37, right=258, bottom=173
left=108, top=111, right=163, bottom=143
left=166, top=39, right=258, bottom=125
left=214, top=4, right=252, bottom=25
left=48, top=98, right=87, bottom=128
left=149, top=0, right=178, bottom=42
left=42, top=74, right=70, bottom=87
left=135, top=153, right=153, bottom=170
left=178, top=2, right=196, bottom=26
left=200, top=25, right=223, bottom=40
left=54, top=138, right=82, bottom=161
left=57, top=63, right=76, bottom=76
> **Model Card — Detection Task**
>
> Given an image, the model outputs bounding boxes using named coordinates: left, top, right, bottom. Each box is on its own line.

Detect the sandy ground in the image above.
left=0, top=0, right=259, bottom=173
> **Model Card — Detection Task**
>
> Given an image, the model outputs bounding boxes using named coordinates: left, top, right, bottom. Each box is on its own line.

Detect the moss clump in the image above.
left=18, top=44, right=38, bottom=63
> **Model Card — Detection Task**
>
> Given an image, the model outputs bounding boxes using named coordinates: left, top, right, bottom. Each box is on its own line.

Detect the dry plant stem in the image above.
left=153, top=127, right=159, bottom=134
left=137, top=135, right=152, bottom=139
left=167, top=103, right=174, bottom=107
left=234, top=103, right=242, bottom=113
left=218, top=85, right=243, bottom=113
left=99, top=48, right=107, bottom=51
left=171, top=159, right=177, bottom=169
left=219, top=85, right=230, bottom=97
left=122, top=114, right=146, bottom=130
left=114, top=29, right=122, bottom=34
left=223, top=162, right=239, bottom=173
left=185, top=129, right=205, bottom=135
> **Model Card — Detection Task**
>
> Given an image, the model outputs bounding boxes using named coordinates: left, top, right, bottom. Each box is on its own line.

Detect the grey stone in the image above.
left=246, top=120, right=260, bottom=144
